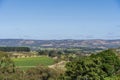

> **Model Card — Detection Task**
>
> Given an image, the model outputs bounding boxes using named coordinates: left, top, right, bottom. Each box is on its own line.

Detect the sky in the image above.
left=0, top=0, right=120, bottom=40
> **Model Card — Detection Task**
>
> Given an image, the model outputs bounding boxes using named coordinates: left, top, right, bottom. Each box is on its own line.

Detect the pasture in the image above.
left=12, top=56, right=55, bottom=70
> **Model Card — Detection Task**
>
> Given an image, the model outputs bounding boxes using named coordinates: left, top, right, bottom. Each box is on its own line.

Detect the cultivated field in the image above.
left=12, top=56, right=55, bottom=70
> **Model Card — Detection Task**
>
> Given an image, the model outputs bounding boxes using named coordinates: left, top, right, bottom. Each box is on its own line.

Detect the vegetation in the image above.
left=25, top=66, right=59, bottom=80
left=59, top=49, right=120, bottom=80
left=0, top=51, right=60, bottom=80
left=0, top=49, right=120, bottom=80
left=0, top=51, right=15, bottom=73
left=37, top=50, right=63, bottom=57
left=13, top=57, right=55, bottom=70
left=0, top=47, right=30, bottom=52
left=104, top=75, right=120, bottom=80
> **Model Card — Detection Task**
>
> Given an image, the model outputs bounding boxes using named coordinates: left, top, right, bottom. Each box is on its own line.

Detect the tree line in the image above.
left=0, top=47, right=30, bottom=52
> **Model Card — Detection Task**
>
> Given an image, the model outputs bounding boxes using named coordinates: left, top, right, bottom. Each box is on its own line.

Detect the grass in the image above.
left=12, top=56, right=55, bottom=70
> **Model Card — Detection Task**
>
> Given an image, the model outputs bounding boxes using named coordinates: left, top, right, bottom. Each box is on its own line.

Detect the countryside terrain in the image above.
left=12, top=56, right=55, bottom=70
left=0, top=48, right=120, bottom=80
left=0, top=39, right=120, bottom=49
left=0, top=40, right=120, bottom=79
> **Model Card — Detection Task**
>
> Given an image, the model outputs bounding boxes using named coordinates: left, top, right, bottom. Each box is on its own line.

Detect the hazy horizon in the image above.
left=0, top=0, right=120, bottom=39
left=0, top=38, right=120, bottom=41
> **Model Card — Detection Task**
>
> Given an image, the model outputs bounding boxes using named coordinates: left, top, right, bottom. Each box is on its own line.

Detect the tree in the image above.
left=0, top=47, right=30, bottom=52
left=62, top=57, right=106, bottom=80
left=91, top=49, right=120, bottom=76
left=60, top=49, right=120, bottom=80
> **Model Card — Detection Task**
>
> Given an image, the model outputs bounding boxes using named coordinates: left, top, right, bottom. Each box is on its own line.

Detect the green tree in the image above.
left=60, top=49, right=120, bottom=80
left=91, top=49, right=120, bottom=76
left=62, top=57, right=106, bottom=80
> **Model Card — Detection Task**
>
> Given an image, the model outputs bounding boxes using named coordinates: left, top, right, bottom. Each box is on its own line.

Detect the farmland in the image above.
left=0, top=49, right=120, bottom=79
left=12, top=56, right=55, bottom=70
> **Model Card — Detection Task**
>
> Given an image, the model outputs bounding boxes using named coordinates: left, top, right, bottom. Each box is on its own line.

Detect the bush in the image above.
left=59, top=49, right=120, bottom=80
left=25, top=66, right=59, bottom=80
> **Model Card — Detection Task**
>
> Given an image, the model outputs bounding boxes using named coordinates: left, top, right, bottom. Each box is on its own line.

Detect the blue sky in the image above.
left=0, top=0, right=120, bottom=40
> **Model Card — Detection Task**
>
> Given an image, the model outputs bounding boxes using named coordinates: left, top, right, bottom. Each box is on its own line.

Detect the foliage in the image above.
left=0, top=51, right=15, bottom=73
left=0, top=65, right=60, bottom=80
left=37, top=50, right=62, bottom=57
left=61, top=57, right=106, bottom=80
left=104, top=75, right=120, bottom=80
left=59, top=49, right=120, bottom=80
left=0, top=47, right=30, bottom=52
left=25, top=66, right=59, bottom=80
left=0, top=51, right=19, bottom=80
left=0, top=51, right=60, bottom=80
left=0, top=49, right=120, bottom=80
left=91, top=49, right=120, bottom=76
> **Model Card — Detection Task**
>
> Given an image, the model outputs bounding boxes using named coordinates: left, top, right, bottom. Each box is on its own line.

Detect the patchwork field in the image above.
left=12, top=56, right=55, bottom=70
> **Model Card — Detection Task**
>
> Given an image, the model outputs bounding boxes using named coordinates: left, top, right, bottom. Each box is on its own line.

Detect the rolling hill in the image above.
left=0, top=39, right=120, bottom=49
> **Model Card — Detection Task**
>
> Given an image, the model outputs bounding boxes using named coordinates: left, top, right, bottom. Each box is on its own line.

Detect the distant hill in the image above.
left=0, top=39, right=120, bottom=49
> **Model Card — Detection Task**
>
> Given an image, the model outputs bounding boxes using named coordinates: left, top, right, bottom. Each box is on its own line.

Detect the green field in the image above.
left=12, top=56, right=55, bottom=70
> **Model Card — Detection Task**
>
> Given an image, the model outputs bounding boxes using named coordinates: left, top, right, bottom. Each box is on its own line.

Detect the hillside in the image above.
left=0, top=39, right=120, bottom=49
